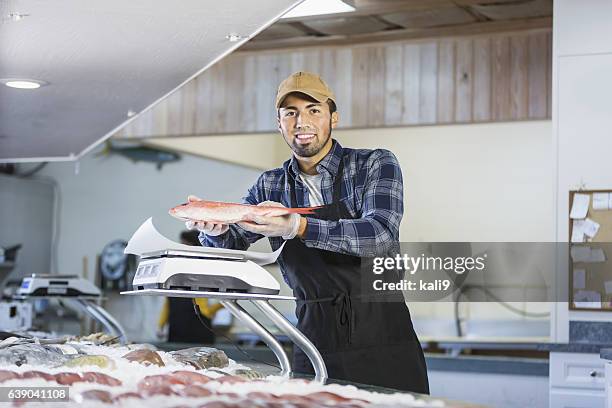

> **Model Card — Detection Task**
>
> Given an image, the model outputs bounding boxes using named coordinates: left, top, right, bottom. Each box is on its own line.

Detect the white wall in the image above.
left=552, top=0, right=612, bottom=341
left=0, top=175, right=55, bottom=280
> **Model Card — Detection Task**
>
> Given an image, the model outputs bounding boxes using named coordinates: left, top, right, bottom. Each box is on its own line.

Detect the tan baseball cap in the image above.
left=275, top=71, right=336, bottom=109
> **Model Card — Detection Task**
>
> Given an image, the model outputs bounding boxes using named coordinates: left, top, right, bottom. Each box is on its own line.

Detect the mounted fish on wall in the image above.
left=96, top=141, right=181, bottom=170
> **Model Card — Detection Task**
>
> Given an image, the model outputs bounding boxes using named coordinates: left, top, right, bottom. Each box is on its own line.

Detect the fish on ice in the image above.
left=169, top=199, right=321, bottom=224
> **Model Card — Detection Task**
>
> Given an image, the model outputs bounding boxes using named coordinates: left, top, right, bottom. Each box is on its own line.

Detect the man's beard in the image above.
left=287, top=120, right=332, bottom=158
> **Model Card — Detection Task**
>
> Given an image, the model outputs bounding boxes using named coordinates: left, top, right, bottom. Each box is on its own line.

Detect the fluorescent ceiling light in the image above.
left=281, top=0, right=355, bottom=19
left=4, top=79, right=47, bottom=89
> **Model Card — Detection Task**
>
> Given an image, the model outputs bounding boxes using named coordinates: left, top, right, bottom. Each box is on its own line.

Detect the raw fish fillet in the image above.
left=122, top=349, right=165, bottom=367
left=169, top=347, right=229, bottom=370
left=0, top=344, right=70, bottom=366
left=82, top=371, right=122, bottom=386
left=80, top=389, right=113, bottom=403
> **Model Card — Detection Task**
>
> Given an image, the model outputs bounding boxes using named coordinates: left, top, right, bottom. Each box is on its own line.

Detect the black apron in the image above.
left=168, top=298, right=215, bottom=344
left=277, top=152, right=429, bottom=394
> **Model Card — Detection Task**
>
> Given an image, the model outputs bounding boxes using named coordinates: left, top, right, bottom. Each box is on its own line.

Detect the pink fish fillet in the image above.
left=169, top=200, right=322, bottom=224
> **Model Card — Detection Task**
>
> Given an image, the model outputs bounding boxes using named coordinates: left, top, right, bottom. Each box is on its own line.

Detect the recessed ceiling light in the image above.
left=281, top=0, right=354, bottom=19
left=2, top=79, right=48, bottom=89
left=8, top=12, right=29, bottom=22
left=225, top=33, right=248, bottom=42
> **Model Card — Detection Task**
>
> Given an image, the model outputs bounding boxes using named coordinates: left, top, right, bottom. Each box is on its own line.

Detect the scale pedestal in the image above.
left=13, top=295, right=128, bottom=345
left=121, top=289, right=328, bottom=383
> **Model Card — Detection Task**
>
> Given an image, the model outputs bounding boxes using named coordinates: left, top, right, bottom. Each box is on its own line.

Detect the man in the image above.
left=187, top=72, right=429, bottom=393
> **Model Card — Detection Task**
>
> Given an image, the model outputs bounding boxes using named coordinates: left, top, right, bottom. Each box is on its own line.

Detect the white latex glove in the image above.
left=184, top=195, right=229, bottom=236
left=237, top=201, right=301, bottom=240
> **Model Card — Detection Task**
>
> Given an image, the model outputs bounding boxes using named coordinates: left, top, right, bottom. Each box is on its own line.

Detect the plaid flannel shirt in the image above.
left=200, top=139, right=403, bottom=258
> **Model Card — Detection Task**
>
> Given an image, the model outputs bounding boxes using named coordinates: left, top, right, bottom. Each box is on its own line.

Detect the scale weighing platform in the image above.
left=122, top=247, right=328, bottom=383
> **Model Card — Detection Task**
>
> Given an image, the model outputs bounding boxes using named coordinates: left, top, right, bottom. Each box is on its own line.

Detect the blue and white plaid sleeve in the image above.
left=302, top=149, right=403, bottom=257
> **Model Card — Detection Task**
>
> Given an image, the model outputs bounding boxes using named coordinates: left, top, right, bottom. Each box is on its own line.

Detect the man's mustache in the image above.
left=292, top=128, right=317, bottom=134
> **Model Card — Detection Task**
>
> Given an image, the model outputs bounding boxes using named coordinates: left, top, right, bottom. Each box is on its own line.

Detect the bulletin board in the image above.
left=569, top=190, right=612, bottom=311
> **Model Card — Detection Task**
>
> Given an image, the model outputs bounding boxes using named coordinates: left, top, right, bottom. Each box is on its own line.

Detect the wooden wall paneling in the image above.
left=472, top=37, right=491, bottom=121
left=195, top=70, right=213, bottom=134
left=402, top=43, right=421, bottom=124
left=318, top=48, right=345, bottom=121
left=351, top=46, right=370, bottom=127
left=140, top=109, right=155, bottom=137
left=509, top=35, right=529, bottom=119
left=367, top=46, right=386, bottom=126
left=289, top=50, right=305, bottom=73
left=117, top=29, right=552, bottom=139
left=419, top=42, right=438, bottom=124
left=153, top=95, right=169, bottom=136
left=319, top=48, right=337, bottom=90
left=384, top=43, right=404, bottom=125
left=437, top=40, right=456, bottom=123
left=301, top=48, right=321, bottom=74
left=180, top=79, right=196, bottom=135
left=255, top=54, right=277, bottom=131
left=165, top=87, right=183, bottom=136
left=527, top=32, right=547, bottom=119
left=546, top=31, right=552, bottom=117
left=272, top=52, right=292, bottom=128
left=209, top=63, right=227, bottom=133
left=491, top=35, right=511, bottom=120
left=334, top=48, right=353, bottom=125
left=455, top=39, right=474, bottom=122
left=274, top=52, right=293, bottom=94
left=222, top=55, right=245, bottom=133
left=241, top=55, right=258, bottom=132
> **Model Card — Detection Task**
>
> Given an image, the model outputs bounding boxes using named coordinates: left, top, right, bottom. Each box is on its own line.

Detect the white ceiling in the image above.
left=0, top=0, right=299, bottom=162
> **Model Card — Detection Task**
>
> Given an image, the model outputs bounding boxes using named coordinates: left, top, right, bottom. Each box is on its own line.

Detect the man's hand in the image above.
left=184, top=195, right=229, bottom=236
left=237, top=201, right=301, bottom=239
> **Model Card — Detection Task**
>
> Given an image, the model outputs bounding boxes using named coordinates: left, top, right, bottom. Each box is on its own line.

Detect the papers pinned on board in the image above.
left=572, top=218, right=601, bottom=242
left=570, top=246, right=606, bottom=263
left=573, top=268, right=586, bottom=289
left=571, top=220, right=585, bottom=243
left=583, top=218, right=600, bottom=238
left=570, top=193, right=590, bottom=219
left=593, top=193, right=610, bottom=210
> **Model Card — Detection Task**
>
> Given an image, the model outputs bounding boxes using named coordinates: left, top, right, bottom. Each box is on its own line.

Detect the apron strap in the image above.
left=332, top=154, right=345, bottom=204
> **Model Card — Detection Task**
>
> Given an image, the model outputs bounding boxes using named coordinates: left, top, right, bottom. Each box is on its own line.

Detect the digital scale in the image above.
left=15, top=274, right=127, bottom=344
left=122, top=237, right=328, bottom=382
left=132, top=249, right=280, bottom=295
left=19, top=274, right=102, bottom=297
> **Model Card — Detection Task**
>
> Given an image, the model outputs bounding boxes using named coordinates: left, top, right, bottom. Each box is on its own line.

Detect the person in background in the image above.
left=157, top=230, right=223, bottom=343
